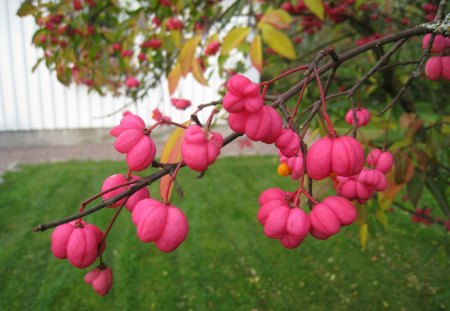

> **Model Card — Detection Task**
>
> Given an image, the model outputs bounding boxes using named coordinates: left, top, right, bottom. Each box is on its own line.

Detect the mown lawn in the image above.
left=0, top=157, right=448, bottom=311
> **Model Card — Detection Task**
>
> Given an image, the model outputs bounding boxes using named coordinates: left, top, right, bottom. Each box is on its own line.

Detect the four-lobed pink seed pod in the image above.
left=245, top=105, right=283, bottom=143
left=309, top=196, right=356, bottom=240
left=131, top=198, right=189, bottom=252
left=51, top=220, right=105, bottom=269
left=344, top=108, right=371, bottom=127
left=84, top=267, right=113, bottom=296
left=306, top=136, right=365, bottom=180
left=101, top=174, right=150, bottom=211
left=422, top=34, right=447, bottom=54
left=257, top=188, right=310, bottom=249
left=275, top=129, right=301, bottom=157
left=111, top=112, right=156, bottom=171
left=181, top=125, right=223, bottom=172
left=425, top=56, right=442, bottom=81
left=366, top=148, right=393, bottom=173
left=223, top=74, right=263, bottom=113
left=279, top=151, right=304, bottom=180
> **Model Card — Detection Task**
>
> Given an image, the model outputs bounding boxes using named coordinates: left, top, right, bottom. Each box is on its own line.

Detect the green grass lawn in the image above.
left=0, top=157, right=448, bottom=311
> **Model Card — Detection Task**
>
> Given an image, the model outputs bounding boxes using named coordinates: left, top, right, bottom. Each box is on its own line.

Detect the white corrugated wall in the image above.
left=0, top=0, right=223, bottom=131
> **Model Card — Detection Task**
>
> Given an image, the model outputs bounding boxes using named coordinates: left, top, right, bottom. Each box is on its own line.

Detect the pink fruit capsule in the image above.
left=65, top=222, right=105, bottom=269
left=205, top=41, right=220, bottom=56
left=344, top=108, right=371, bottom=127
left=441, top=56, right=450, bottom=80
left=306, top=137, right=333, bottom=180
left=286, top=153, right=304, bottom=180
left=155, top=205, right=189, bottom=252
left=422, top=34, right=446, bottom=53
left=84, top=267, right=113, bottom=296
left=321, top=196, right=356, bottom=226
left=245, top=106, right=282, bottom=143
left=110, top=111, right=145, bottom=137
left=228, top=111, right=248, bottom=133
left=223, top=74, right=263, bottom=113
left=285, top=207, right=310, bottom=239
left=279, top=234, right=304, bottom=249
left=264, top=205, right=290, bottom=239
left=366, top=148, right=382, bottom=166
left=51, top=221, right=77, bottom=259
left=425, top=56, right=442, bottom=81
left=171, top=98, right=191, bottom=110
left=181, top=125, right=223, bottom=172
left=125, top=77, right=140, bottom=88
left=258, top=187, right=288, bottom=205
left=309, top=203, right=341, bottom=240
left=101, top=174, right=150, bottom=210
left=132, top=199, right=189, bottom=252
left=307, top=136, right=364, bottom=180
left=376, top=152, right=393, bottom=173
left=275, top=129, right=301, bottom=157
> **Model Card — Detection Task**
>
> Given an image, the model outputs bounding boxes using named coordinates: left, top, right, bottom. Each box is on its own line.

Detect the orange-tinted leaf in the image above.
left=168, top=62, right=181, bottom=95
left=179, top=35, right=201, bottom=77
left=259, top=8, right=291, bottom=30
left=304, top=0, right=324, bottom=20
left=191, top=57, right=208, bottom=86
left=221, top=27, right=250, bottom=55
left=250, top=34, right=263, bottom=73
left=159, top=120, right=192, bottom=202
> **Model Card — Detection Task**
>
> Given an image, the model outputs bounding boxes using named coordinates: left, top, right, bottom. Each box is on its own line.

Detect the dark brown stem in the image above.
left=393, top=202, right=447, bottom=226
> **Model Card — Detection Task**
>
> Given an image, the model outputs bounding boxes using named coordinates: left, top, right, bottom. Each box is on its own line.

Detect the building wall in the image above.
left=0, top=0, right=223, bottom=131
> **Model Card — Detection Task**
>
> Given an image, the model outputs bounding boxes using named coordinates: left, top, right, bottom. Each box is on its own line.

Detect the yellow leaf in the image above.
left=259, top=8, right=292, bottom=29
left=191, top=57, right=208, bottom=86
left=168, top=62, right=181, bottom=95
left=261, top=23, right=296, bottom=60
left=304, top=0, right=324, bottom=20
left=250, top=34, right=263, bottom=73
left=377, top=193, right=393, bottom=211
left=359, top=223, right=368, bottom=250
left=159, top=120, right=192, bottom=202
left=170, top=30, right=181, bottom=48
left=220, top=27, right=250, bottom=55
left=179, top=35, right=201, bottom=77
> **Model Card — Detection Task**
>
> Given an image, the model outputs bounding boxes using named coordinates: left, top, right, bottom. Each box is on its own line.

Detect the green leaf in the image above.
left=425, top=175, right=450, bottom=216
left=31, top=58, right=44, bottom=73
left=260, top=23, right=296, bottom=60
left=389, top=138, right=412, bottom=151
left=220, top=27, right=250, bottom=55
left=407, top=170, right=425, bottom=207
left=375, top=209, right=388, bottom=228
left=304, top=0, right=324, bottom=20
left=17, top=2, right=37, bottom=17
